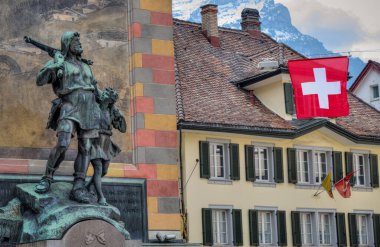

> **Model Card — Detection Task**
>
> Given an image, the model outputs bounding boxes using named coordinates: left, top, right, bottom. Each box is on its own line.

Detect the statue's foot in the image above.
left=35, top=177, right=52, bottom=194
left=98, top=197, right=108, bottom=206
left=70, top=188, right=90, bottom=204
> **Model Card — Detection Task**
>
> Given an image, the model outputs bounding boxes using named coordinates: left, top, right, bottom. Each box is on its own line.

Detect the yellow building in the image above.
left=174, top=5, right=380, bottom=247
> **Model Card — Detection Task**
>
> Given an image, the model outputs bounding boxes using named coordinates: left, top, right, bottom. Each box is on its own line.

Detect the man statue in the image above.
left=34, top=31, right=101, bottom=203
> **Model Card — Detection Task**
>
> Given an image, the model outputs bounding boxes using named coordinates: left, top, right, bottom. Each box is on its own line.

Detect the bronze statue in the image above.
left=27, top=32, right=103, bottom=203
left=87, top=87, right=126, bottom=205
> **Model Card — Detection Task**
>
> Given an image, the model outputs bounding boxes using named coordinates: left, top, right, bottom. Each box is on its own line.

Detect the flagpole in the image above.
left=313, top=184, right=323, bottom=197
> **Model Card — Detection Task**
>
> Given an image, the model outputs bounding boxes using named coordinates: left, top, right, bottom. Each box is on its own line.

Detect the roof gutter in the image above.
left=177, top=120, right=380, bottom=145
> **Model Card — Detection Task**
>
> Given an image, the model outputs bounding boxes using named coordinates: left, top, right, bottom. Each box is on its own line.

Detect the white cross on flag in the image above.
left=288, top=56, right=349, bottom=119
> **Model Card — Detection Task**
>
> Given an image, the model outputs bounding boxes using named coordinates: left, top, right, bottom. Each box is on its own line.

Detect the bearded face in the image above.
left=69, top=36, right=83, bottom=56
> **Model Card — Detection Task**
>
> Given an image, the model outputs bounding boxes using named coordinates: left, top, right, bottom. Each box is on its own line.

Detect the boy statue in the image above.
left=87, top=87, right=126, bottom=205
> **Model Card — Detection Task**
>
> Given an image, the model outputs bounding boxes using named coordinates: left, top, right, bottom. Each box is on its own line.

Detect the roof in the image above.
left=350, top=60, right=380, bottom=92
left=173, top=18, right=380, bottom=143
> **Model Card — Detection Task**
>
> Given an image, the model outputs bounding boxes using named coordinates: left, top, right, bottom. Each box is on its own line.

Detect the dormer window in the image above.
left=371, top=84, right=379, bottom=101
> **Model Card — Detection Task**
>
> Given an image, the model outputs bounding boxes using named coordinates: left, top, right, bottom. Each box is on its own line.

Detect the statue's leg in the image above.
left=101, top=160, right=110, bottom=177
left=70, top=137, right=91, bottom=203
left=93, top=159, right=107, bottom=206
left=35, top=131, right=71, bottom=193
left=46, top=131, right=72, bottom=177
left=85, top=160, right=95, bottom=190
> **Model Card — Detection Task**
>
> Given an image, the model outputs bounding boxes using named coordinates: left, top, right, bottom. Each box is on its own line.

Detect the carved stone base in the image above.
left=17, top=220, right=137, bottom=247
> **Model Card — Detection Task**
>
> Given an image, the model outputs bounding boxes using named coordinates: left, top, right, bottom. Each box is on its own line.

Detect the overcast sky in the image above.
left=276, top=0, right=380, bottom=62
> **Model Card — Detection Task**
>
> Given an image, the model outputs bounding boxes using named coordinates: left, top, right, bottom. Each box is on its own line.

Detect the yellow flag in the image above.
left=321, top=171, right=334, bottom=198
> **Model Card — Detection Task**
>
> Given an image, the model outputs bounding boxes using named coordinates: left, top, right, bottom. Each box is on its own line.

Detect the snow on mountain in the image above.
left=172, top=0, right=365, bottom=86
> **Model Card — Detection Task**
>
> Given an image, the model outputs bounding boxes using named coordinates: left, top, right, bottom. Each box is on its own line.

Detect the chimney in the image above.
left=241, top=8, right=261, bottom=37
left=200, top=4, right=220, bottom=47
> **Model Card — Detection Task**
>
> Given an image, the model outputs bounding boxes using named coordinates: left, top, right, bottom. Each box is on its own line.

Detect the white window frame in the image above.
left=252, top=142, right=274, bottom=183
left=258, top=211, right=274, bottom=245
left=297, top=208, right=337, bottom=247
left=207, top=139, right=231, bottom=181
left=295, top=146, right=333, bottom=186
left=209, top=205, right=233, bottom=246
left=301, top=212, right=314, bottom=245
left=255, top=206, right=278, bottom=246
left=319, top=213, right=332, bottom=245
left=213, top=209, right=229, bottom=245
left=356, top=214, right=369, bottom=245
left=313, top=151, right=329, bottom=184
left=352, top=152, right=370, bottom=187
left=297, top=149, right=310, bottom=184
left=370, top=84, right=379, bottom=101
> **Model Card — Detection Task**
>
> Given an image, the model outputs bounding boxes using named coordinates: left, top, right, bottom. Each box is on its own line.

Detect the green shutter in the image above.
left=333, top=151, right=343, bottom=183
left=373, top=214, right=380, bottom=247
left=348, top=213, right=358, bottom=247
left=248, top=209, right=259, bottom=246
left=232, top=209, right=243, bottom=246
left=336, top=212, right=347, bottom=247
left=199, top=141, right=210, bottom=179
left=277, top=210, right=287, bottom=246
left=370, top=154, right=379, bottom=188
left=345, top=152, right=354, bottom=185
left=230, top=143, right=240, bottom=180
left=202, top=208, right=213, bottom=246
left=287, top=148, right=297, bottom=184
left=274, top=147, right=284, bottom=183
left=245, top=145, right=255, bottom=181
left=291, top=211, right=301, bottom=247
left=284, top=83, right=295, bottom=115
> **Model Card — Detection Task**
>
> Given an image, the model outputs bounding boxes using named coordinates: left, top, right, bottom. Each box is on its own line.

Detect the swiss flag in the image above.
left=334, top=171, right=354, bottom=198
left=288, top=56, right=349, bottom=119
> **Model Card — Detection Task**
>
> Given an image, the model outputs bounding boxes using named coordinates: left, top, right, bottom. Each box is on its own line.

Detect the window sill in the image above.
left=295, top=183, right=321, bottom=189
left=352, top=186, right=373, bottom=192
left=208, top=179, right=233, bottom=185
left=253, top=181, right=276, bottom=188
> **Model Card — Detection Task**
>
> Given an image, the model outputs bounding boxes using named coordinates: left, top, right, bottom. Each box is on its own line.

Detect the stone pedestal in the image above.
left=17, top=220, right=140, bottom=247
left=0, top=182, right=130, bottom=246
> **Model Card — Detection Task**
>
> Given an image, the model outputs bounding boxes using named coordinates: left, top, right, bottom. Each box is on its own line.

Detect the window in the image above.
left=199, top=140, right=240, bottom=181
left=371, top=85, right=379, bottom=100
left=254, top=147, right=270, bottom=181
left=314, top=151, right=328, bottom=184
left=246, top=145, right=284, bottom=183
left=293, top=148, right=332, bottom=185
left=257, top=211, right=273, bottom=244
left=212, top=210, right=229, bottom=244
left=353, top=153, right=368, bottom=186
left=319, top=213, right=331, bottom=245
left=210, top=143, right=227, bottom=179
left=348, top=212, right=379, bottom=246
left=202, top=207, right=243, bottom=246
left=345, top=152, right=379, bottom=189
left=249, top=209, right=287, bottom=246
left=292, top=211, right=336, bottom=246
left=297, top=150, right=310, bottom=183
left=356, top=214, right=369, bottom=245
left=300, top=213, right=313, bottom=245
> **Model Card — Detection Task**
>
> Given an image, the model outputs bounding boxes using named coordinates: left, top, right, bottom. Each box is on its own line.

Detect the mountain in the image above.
left=172, top=0, right=365, bottom=86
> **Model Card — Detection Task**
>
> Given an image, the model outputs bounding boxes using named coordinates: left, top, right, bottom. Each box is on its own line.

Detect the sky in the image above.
left=276, top=0, right=380, bottom=62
